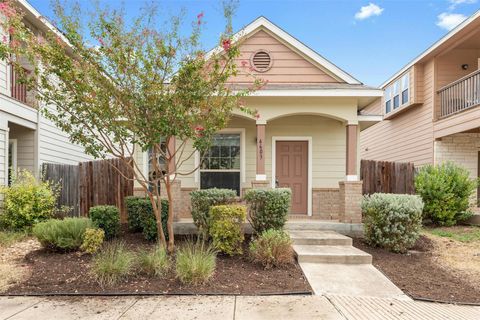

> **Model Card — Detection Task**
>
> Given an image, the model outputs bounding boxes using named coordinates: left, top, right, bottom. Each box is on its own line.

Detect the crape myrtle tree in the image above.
left=0, top=0, right=263, bottom=252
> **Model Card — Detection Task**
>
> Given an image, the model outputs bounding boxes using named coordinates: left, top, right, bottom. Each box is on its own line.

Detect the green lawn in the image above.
left=425, top=226, right=480, bottom=243
left=0, top=231, right=28, bottom=247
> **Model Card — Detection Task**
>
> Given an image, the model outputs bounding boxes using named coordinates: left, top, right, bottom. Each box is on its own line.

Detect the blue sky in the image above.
left=28, top=0, right=480, bottom=86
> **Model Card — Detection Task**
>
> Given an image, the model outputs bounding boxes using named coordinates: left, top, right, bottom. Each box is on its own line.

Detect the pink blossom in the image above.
left=2, top=35, right=7, bottom=44
left=0, top=3, right=15, bottom=18
left=98, top=37, right=105, bottom=46
left=196, top=12, right=204, bottom=25
left=240, top=60, right=248, bottom=68
left=195, top=125, right=204, bottom=132
left=7, top=26, right=15, bottom=35
left=221, top=38, right=231, bottom=52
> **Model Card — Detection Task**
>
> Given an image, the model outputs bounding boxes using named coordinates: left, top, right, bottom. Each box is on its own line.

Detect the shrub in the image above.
left=138, top=246, right=171, bottom=277
left=80, top=228, right=105, bottom=254
left=0, top=170, right=58, bottom=231
left=208, top=205, right=246, bottom=255
left=92, top=241, right=135, bottom=287
left=362, top=193, right=424, bottom=253
left=415, top=162, right=477, bottom=226
left=190, top=188, right=236, bottom=239
left=125, top=197, right=168, bottom=241
left=175, top=241, right=216, bottom=285
left=249, top=229, right=294, bottom=269
left=244, top=188, right=291, bottom=234
left=33, top=218, right=93, bottom=251
left=89, top=205, right=120, bottom=240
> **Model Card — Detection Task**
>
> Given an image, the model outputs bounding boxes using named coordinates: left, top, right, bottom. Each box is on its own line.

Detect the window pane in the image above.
left=384, top=86, right=391, bottom=100
left=201, top=172, right=240, bottom=196
left=393, top=95, right=400, bottom=109
left=203, top=133, right=240, bottom=170
left=402, top=73, right=409, bottom=91
left=385, top=100, right=391, bottom=113
left=393, top=81, right=400, bottom=95
left=402, top=89, right=409, bottom=104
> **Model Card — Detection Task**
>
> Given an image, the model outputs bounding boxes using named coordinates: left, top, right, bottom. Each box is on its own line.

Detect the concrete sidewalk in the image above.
left=1, top=295, right=479, bottom=320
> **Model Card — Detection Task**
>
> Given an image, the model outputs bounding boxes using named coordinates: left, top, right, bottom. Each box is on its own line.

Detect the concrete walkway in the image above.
left=1, top=295, right=479, bottom=320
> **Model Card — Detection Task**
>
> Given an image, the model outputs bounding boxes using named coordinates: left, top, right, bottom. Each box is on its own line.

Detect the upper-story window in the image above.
left=384, top=71, right=410, bottom=114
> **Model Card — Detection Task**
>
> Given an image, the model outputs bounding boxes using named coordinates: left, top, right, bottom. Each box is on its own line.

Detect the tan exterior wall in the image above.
left=231, top=29, right=342, bottom=84
left=360, top=60, right=435, bottom=166
left=361, top=98, right=382, bottom=115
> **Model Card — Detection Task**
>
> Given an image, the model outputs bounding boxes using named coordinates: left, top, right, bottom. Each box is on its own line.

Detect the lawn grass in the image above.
left=425, top=226, right=480, bottom=243
left=0, top=231, right=28, bottom=247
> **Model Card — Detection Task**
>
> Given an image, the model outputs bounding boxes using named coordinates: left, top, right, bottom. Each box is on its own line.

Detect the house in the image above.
left=361, top=10, right=480, bottom=203
left=134, top=17, right=383, bottom=223
left=0, top=1, right=94, bottom=207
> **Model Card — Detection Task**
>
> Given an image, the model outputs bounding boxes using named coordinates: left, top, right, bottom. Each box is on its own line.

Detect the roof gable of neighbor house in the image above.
left=208, top=16, right=361, bottom=85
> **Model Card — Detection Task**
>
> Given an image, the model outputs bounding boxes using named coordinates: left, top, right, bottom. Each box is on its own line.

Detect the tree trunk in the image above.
left=147, top=193, right=167, bottom=249
left=165, top=178, right=175, bottom=254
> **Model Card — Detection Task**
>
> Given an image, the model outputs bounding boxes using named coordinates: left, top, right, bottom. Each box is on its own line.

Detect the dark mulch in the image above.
left=6, top=233, right=312, bottom=295
left=353, top=236, right=480, bottom=304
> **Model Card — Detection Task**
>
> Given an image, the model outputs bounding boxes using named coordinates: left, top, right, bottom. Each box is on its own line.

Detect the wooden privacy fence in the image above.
left=361, top=159, right=416, bottom=195
left=43, top=158, right=134, bottom=222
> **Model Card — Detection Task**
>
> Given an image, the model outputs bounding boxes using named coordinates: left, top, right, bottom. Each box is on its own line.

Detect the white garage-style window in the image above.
left=199, top=132, right=243, bottom=195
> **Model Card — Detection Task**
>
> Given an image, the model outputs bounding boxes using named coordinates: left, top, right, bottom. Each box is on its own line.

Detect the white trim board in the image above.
left=271, top=136, right=313, bottom=216
left=206, top=16, right=361, bottom=85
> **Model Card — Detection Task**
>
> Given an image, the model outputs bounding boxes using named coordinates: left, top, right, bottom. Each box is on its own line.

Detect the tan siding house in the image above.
left=134, top=17, right=382, bottom=222
left=361, top=10, right=480, bottom=200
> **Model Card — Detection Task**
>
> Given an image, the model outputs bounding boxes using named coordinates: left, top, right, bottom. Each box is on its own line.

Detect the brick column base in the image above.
left=251, top=180, right=270, bottom=189
left=339, top=181, right=363, bottom=223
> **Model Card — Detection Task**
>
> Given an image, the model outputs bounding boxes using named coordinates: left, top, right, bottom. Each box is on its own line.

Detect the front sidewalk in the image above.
left=1, top=295, right=479, bottom=320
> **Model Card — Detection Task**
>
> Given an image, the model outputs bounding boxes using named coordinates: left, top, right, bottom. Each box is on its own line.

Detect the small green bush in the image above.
left=89, top=206, right=120, bottom=239
left=175, top=242, right=216, bottom=285
left=415, top=162, right=477, bottom=226
left=138, top=246, right=171, bottom=277
left=33, top=218, right=93, bottom=251
left=249, top=229, right=294, bottom=269
left=362, top=193, right=424, bottom=253
left=0, top=170, right=58, bottom=231
left=208, top=205, right=246, bottom=255
left=92, top=241, right=135, bottom=287
left=190, top=188, right=236, bottom=239
left=244, top=188, right=291, bottom=234
left=80, top=228, right=105, bottom=254
left=125, top=197, right=168, bottom=241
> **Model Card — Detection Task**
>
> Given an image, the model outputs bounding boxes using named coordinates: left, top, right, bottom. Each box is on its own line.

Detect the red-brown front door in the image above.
left=275, top=141, right=308, bottom=214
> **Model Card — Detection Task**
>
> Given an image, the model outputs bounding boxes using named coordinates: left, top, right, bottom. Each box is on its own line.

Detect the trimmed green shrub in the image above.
left=208, top=205, right=246, bottom=255
left=138, top=246, right=171, bottom=277
left=33, top=218, right=93, bottom=251
left=125, top=197, right=168, bottom=241
left=89, top=205, right=120, bottom=239
left=92, top=241, right=135, bottom=287
left=362, top=193, right=424, bottom=253
left=0, top=170, right=58, bottom=231
left=80, top=228, right=105, bottom=254
left=190, top=188, right=236, bottom=239
left=249, top=229, right=294, bottom=269
left=175, top=242, right=216, bottom=285
left=244, top=188, right=291, bottom=234
left=415, top=162, right=477, bottom=226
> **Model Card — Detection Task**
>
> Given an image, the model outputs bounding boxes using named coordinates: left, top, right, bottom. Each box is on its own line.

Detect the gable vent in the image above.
left=251, top=50, right=272, bottom=72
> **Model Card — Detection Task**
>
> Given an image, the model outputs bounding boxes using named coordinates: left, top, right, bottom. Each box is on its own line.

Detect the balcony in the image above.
left=438, top=69, right=480, bottom=118
left=10, top=66, right=32, bottom=106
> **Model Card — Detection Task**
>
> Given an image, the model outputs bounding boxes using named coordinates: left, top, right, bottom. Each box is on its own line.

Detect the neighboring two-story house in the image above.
left=0, top=0, right=94, bottom=206
left=361, top=10, right=480, bottom=202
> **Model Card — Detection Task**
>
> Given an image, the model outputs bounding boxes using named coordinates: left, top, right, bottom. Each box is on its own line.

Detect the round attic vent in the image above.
left=251, top=50, right=272, bottom=72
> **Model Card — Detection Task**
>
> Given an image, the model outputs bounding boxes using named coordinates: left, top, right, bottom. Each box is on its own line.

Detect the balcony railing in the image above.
left=10, top=66, right=30, bottom=105
left=438, top=69, right=480, bottom=118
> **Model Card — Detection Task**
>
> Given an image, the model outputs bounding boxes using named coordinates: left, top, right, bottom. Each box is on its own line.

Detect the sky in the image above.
left=27, top=0, right=480, bottom=87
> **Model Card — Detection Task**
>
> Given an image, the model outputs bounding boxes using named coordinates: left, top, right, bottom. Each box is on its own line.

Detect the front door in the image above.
left=275, top=141, right=308, bottom=214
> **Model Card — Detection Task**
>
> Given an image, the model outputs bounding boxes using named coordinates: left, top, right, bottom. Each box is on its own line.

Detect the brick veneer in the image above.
left=312, top=188, right=341, bottom=220
left=338, top=181, right=363, bottom=223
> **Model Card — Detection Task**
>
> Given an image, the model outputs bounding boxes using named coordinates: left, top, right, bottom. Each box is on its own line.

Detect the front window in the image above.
left=384, top=71, right=411, bottom=114
left=393, top=80, right=400, bottom=109
left=401, top=73, right=409, bottom=105
left=200, top=133, right=241, bottom=195
left=384, top=87, right=392, bottom=113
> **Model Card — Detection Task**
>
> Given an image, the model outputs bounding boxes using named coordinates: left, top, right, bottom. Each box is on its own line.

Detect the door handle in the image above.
left=275, top=178, right=279, bottom=188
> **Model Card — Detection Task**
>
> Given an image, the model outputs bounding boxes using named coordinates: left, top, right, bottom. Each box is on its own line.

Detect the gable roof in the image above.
left=381, top=9, right=480, bottom=88
left=207, top=16, right=362, bottom=85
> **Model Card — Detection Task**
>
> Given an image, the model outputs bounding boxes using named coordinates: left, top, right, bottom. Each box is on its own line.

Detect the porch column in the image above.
left=346, top=124, right=358, bottom=181
left=252, top=120, right=269, bottom=189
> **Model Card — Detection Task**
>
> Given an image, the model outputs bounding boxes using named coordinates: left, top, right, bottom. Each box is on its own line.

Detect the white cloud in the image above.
left=448, top=0, right=477, bottom=10
left=354, top=3, right=384, bottom=20
left=436, top=12, right=468, bottom=30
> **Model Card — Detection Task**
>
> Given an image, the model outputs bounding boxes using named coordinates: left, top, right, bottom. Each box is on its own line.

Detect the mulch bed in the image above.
left=6, top=233, right=312, bottom=295
left=353, top=236, right=480, bottom=304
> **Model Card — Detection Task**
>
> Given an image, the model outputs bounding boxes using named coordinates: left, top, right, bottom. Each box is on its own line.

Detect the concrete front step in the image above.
left=293, top=245, right=372, bottom=264
left=289, top=230, right=353, bottom=246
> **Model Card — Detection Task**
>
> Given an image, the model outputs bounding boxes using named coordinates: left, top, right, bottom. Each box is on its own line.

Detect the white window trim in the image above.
left=271, top=136, right=312, bottom=216
left=385, top=71, right=410, bottom=114
left=195, top=128, right=246, bottom=185
left=8, top=139, right=18, bottom=181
